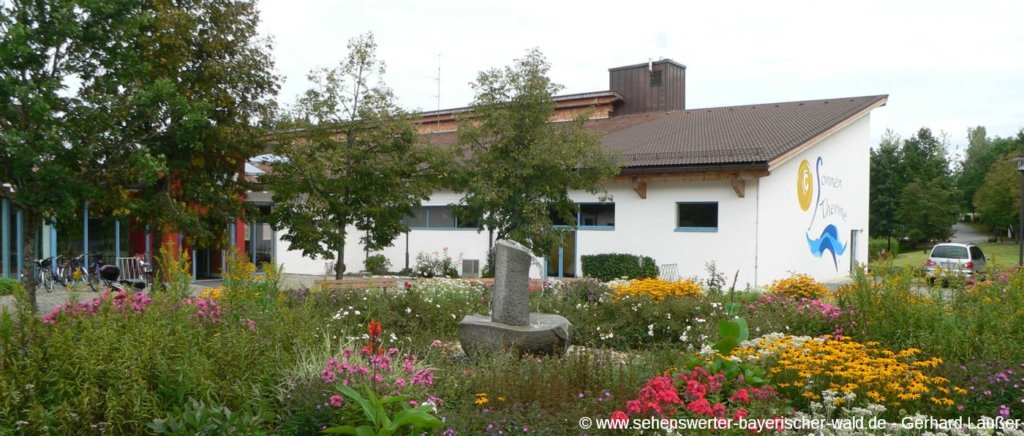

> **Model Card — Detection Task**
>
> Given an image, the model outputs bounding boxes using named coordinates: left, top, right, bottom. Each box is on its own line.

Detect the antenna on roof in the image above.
left=435, top=54, right=441, bottom=132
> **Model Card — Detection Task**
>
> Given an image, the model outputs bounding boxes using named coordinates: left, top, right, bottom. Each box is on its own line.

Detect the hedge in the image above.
left=580, top=253, right=658, bottom=282
left=868, top=238, right=900, bottom=261
left=0, top=277, right=22, bottom=296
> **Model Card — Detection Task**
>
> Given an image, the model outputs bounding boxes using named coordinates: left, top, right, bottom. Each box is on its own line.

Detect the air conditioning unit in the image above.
left=461, top=259, right=480, bottom=277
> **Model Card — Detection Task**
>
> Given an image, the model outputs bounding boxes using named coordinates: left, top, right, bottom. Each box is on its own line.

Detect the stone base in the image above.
left=458, top=313, right=572, bottom=358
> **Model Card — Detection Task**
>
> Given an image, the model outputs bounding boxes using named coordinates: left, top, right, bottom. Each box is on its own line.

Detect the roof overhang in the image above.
left=766, top=96, right=888, bottom=171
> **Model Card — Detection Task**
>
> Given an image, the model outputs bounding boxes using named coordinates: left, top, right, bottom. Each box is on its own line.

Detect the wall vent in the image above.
left=462, top=259, right=480, bottom=277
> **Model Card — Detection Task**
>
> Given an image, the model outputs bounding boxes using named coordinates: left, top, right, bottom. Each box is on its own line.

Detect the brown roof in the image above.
left=601, top=95, right=887, bottom=168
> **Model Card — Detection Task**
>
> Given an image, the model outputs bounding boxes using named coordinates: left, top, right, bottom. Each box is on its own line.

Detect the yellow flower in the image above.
left=767, top=274, right=830, bottom=299
left=474, top=393, right=489, bottom=405
left=610, top=278, right=703, bottom=300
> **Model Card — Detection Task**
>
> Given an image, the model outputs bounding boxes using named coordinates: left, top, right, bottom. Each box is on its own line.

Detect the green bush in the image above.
left=580, top=253, right=658, bottom=282
left=0, top=278, right=21, bottom=296
left=363, top=254, right=391, bottom=275
left=868, top=238, right=900, bottom=261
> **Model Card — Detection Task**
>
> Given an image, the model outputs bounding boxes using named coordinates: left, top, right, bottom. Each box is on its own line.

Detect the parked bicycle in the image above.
left=33, top=257, right=58, bottom=292
left=86, top=253, right=108, bottom=292
left=62, top=253, right=90, bottom=288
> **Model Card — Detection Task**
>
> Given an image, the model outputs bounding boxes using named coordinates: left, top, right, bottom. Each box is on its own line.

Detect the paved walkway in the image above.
left=950, top=222, right=989, bottom=244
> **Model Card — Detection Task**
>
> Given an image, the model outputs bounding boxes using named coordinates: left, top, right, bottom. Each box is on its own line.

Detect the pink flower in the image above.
left=395, top=378, right=406, bottom=388
left=329, top=394, right=344, bottom=408
left=610, top=410, right=629, bottom=422
left=431, top=340, right=443, bottom=347
left=733, top=408, right=748, bottom=421
left=711, top=403, right=726, bottom=417
left=321, top=368, right=335, bottom=383
left=625, top=400, right=642, bottom=414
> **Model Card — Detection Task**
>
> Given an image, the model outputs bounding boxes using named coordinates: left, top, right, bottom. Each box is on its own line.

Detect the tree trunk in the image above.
left=19, top=211, right=40, bottom=313
left=335, top=247, right=346, bottom=280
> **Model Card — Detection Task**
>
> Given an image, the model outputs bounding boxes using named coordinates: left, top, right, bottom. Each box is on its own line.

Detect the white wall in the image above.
left=755, top=115, right=871, bottom=285
left=569, top=179, right=760, bottom=287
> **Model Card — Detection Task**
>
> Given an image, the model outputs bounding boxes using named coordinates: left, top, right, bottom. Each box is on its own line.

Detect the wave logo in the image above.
left=806, top=224, right=847, bottom=269
left=800, top=158, right=847, bottom=270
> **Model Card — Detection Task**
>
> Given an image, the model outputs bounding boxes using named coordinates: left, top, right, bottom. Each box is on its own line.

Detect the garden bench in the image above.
left=659, top=264, right=679, bottom=282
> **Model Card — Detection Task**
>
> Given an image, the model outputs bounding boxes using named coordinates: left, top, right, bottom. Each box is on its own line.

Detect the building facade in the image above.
left=270, top=59, right=887, bottom=287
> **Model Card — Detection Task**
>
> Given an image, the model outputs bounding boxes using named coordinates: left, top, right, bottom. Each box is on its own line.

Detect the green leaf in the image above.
left=733, top=317, right=749, bottom=343
left=322, top=425, right=359, bottom=434
left=338, top=385, right=377, bottom=427
left=712, top=336, right=738, bottom=355
left=387, top=406, right=443, bottom=431
left=718, top=319, right=740, bottom=340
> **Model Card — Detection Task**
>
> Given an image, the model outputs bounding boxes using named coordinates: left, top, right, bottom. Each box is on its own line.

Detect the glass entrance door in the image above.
left=546, top=230, right=576, bottom=278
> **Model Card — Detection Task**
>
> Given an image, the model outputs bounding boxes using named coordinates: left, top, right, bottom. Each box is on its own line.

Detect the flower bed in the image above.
left=610, top=277, right=703, bottom=300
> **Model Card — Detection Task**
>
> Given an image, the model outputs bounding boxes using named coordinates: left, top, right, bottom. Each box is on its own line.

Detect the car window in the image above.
left=931, top=245, right=968, bottom=259
left=970, top=246, right=984, bottom=260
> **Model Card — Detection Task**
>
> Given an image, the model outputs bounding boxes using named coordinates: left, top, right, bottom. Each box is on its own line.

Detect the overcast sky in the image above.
left=257, top=0, right=1024, bottom=156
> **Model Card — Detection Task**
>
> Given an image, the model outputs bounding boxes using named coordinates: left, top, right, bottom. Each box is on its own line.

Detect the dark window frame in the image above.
left=577, top=202, right=615, bottom=230
left=676, top=202, right=719, bottom=232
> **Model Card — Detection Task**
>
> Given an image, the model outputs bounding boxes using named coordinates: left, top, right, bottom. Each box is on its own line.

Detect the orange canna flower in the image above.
left=368, top=320, right=382, bottom=338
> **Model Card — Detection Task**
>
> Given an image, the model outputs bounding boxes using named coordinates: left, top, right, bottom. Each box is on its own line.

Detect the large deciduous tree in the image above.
left=454, top=49, right=620, bottom=257
left=0, top=0, right=278, bottom=310
left=267, top=33, right=445, bottom=279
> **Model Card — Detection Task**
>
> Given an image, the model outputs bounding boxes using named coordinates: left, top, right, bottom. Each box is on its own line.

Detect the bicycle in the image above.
left=87, top=254, right=108, bottom=292
left=33, top=257, right=56, bottom=292
left=62, top=253, right=90, bottom=288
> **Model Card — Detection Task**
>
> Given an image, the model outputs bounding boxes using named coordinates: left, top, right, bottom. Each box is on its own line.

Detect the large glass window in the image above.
left=404, top=206, right=475, bottom=229
left=677, top=202, right=718, bottom=231
left=579, top=203, right=615, bottom=228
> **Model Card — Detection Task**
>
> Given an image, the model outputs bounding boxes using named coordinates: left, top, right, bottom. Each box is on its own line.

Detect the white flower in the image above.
left=389, top=332, right=398, bottom=342
left=354, top=310, right=361, bottom=316
left=694, top=317, right=706, bottom=323
left=405, top=307, right=412, bottom=314
left=666, top=313, right=672, bottom=320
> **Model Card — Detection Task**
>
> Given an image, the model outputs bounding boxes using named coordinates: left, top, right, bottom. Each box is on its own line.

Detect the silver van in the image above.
left=925, top=243, right=986, bottom=282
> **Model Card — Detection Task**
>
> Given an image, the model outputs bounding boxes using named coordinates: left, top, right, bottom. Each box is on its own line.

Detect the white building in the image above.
left=273, top=60, right=887, bottom=288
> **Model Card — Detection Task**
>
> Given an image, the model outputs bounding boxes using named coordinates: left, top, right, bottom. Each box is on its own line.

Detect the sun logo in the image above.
left=797, top=159, right=813, bottom=211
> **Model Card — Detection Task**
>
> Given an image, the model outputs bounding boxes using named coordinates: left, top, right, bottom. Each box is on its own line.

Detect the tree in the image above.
left=973, top=154, right=1020, bottom=232
left=0, top=0, right=277, bottom=310
left=266, top=33, right=445, bottom=279
left=897, top=178, right=959, bottom=244
left=869, top=130, right=901, bottom=240
left=82, top=0, right=279, bottom=249
left=454, top=49, right=620, bottom=256
left=1, top=0, right=110, bottom=310
left=956, top=126, right=994, bottom=212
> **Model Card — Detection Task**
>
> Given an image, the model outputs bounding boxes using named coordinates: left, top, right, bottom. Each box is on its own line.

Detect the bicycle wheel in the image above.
left=87, top=271, right=99, bottom=292
left=42, top=271, right=54, bottom=293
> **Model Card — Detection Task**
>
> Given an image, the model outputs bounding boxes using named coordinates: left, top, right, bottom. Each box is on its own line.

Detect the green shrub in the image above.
left=0, top=278, right=21, bottom=296
left=580, top=253, right=658, bottom=282
left=147, top=398, right=264, bottom=435
left=363, top=254, right=391, bottom=275
left=868, top=238, right=900, bottom=261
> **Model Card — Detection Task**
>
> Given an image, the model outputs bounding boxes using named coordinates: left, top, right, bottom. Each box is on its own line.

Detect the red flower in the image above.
left=732, top=408, right=748, bottom=421
left=686, top=398, right=712, bottom=416
left=610, top=410, right=629, bottom=423
left=626, top=400, right=642, bottom=414
left=730, top=388, right=750, bottom=404
left=711, top=403, right=726, bottom=417
left=368, top=320, right=383, bottom=338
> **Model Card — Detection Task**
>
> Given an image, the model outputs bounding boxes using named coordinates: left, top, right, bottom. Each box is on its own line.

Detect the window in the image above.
left=677, top=202, right=718, bottom=231
left=404, top=206, right=475, bottom=229
left=969, top=246, right=985, bottom=260
left=650, top=70, right=663, bottom=87
left=402, top=207, right=427, bottom=228
left=579, top=203, right=614, bottom=228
